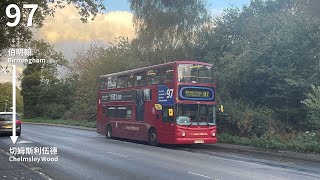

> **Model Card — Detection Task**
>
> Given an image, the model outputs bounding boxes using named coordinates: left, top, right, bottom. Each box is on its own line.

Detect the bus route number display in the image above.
left=179, top=86, right=214, bottom=101
left=6, top=4, right=38, bottom=27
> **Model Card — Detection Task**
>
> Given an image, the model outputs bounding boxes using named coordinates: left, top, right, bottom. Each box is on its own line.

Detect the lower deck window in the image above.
left=106, top=106, right=132, bottom=119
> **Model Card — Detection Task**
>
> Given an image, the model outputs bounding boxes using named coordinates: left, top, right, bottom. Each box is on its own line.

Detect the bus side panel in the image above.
left=157, top=129, right=175, bottom=144
left=110, top=121, right=149, bottom=141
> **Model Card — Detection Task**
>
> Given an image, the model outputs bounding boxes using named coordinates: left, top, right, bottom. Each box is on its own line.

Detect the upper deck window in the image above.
left=100, top=77, right=107, bottom=89
left=146, top=69, right=160, bottom=85
left=134, top=72, right=146, bottom=86
left=117, top=76, right=127, bottom=88
left=107, top=76, right=117, bottom=89
left=161, top=66, right=173, bottom=83
left=178, top=64, right=213, bottom=84
left=127, top=74, right=134, bottom=87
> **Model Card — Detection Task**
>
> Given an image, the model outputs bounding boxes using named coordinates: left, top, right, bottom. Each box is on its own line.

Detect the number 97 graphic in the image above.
left=6, top=4, right=38, bottom=27
left=166, top=89, right=174, bottom=98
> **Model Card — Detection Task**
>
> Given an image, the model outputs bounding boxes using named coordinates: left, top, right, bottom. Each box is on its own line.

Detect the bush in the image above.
left=42, top=103, right=66, bottom=119
left=218, top=100, right=274, bottom=138
left=303, top=85, right=320, bottom=130
left=65, top=104, right=96, bottom=121
left=288, top=131, right=320, bottom=153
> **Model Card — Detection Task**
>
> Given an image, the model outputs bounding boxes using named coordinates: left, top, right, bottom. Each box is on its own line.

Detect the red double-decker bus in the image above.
left=97, top=61, right=217, bottom=145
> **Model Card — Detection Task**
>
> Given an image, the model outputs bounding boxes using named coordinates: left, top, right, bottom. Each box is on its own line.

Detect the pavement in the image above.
left=0, top=148, right=45, bottom=180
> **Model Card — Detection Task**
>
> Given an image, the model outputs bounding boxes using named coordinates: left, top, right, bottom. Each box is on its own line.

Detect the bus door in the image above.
left=136, top=90, right=145, bottom=121
left=158, top=105, right=175, bottom=143
left=134, top=90, right=145, bottom=140
left=157, top=84, right=175, bottom=143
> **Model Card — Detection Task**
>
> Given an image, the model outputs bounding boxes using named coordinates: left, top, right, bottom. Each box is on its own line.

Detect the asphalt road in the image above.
left=0, top=124, right=319, bottom=180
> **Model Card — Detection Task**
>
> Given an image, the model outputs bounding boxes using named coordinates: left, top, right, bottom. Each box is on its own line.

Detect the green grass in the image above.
left=22, top=118, right=96, bottom=128
left=218, top=133, right=320, bottom=154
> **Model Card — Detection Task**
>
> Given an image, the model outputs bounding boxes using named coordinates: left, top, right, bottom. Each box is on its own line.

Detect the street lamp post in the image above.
left=4, top=100, right=8, bottom=112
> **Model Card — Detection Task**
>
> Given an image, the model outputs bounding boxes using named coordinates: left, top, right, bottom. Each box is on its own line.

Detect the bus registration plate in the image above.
left=194, top=140, right=204, bottom=144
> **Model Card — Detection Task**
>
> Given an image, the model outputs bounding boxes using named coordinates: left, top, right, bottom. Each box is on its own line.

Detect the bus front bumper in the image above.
left=174, top=137, right=217, bottom=144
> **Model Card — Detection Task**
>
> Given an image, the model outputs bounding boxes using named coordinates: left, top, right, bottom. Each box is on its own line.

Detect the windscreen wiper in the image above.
left=188, top=121, right=196, bottom=126
left=205, top=120, right=210, bottom=127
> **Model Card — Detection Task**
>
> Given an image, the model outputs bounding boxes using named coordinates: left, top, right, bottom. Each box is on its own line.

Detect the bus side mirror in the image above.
left=168, top=108, right=174, bottom=117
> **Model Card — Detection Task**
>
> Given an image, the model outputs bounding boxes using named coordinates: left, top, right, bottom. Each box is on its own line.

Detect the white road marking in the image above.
left=187, top=171, right=216, bottom=179
left=107, top=152, right=128, bottom=158
left=17, top=140, right=33, bottom=144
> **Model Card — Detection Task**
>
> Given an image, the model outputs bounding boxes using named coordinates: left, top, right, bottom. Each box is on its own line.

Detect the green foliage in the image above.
left=288, top=131, right=320, bottom=152
left=68, top=39, right=139, bottom=120
left=218, top=100, right=274, bottom=137
left=21, top=40, right=70, bottom=119
left=23, top=118, right=96, bottom=128
left=0, top=82, right=23, bottom=112
left=22, top=77, right=73, bottom=119
left=303, top=85, right=320, bottom=129
left=219, top=131, right=320, bottom=153
left=38, top=103, right=65, bottom=119
left=129, top=0, right=209, bottom=64
left=130, top=0, right=208, bottom=38
left=204, top=0, right=320, bottom=130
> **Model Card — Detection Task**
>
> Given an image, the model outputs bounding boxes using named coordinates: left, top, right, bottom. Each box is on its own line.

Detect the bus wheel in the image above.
left=106, top=125, right=112, bottom=139
left=148, top=128, right=158, bottom=146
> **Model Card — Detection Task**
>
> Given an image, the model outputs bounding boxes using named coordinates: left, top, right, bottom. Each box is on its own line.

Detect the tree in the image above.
left=21, top=40, right=67, bottom=118
left=0, top=0, right=105, bottom=56
left=0, top=82, right=23, bottom=112
left=202, top=0, right=320, bottom=130
left=129, top=0, right=209, bottom=64
left=68, top=38, right=140, bottom=120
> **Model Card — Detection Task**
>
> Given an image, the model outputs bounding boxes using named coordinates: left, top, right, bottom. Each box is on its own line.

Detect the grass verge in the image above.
left=22, top=118, right=96, bottom=128
left=218, top=133, right=320, bottom=153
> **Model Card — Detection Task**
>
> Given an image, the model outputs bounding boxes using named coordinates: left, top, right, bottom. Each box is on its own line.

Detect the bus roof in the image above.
left=100, top=60, right=213, bottom=78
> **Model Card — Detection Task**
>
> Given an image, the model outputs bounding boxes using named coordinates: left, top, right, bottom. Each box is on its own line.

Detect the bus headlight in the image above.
left=211, top=131, right=216, bottom=137
left=181, top=132, right=186, bottom=137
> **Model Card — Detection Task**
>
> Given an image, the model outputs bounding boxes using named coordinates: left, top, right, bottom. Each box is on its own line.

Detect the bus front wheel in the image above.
left=148, top=128, right=158, bottom=146
left=106, top=125, right=112, bottom=139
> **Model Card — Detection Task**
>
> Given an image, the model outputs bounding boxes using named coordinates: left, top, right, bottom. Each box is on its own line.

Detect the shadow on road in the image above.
left=108, top=136, right=217, bottom=152
left=0, top=133, right=12, bottom=137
